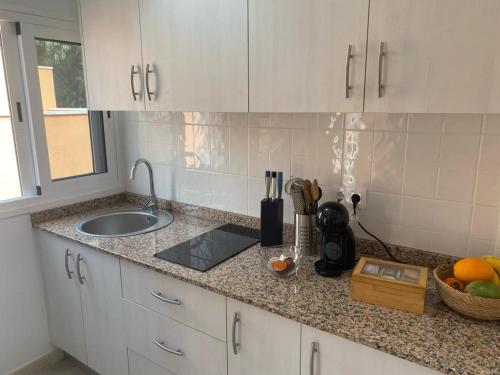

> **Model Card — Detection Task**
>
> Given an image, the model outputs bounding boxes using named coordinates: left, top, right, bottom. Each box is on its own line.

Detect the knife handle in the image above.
left=277, top=172, right=283, bottom=200
left=265, top=171, right=271, bottom=200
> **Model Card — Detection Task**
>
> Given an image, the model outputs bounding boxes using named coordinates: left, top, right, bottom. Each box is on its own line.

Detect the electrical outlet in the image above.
left=339, top=187, right=367, bottom=209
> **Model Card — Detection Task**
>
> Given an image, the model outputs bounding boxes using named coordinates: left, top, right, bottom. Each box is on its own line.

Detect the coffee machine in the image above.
left=314, top=201, right=356, bottom=277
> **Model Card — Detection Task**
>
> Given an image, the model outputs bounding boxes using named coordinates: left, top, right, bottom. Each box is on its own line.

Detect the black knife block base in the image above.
left=260, top=199, right=283, bottom=247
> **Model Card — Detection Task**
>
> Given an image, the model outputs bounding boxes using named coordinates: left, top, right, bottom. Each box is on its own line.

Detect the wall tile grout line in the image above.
left=466, top=114, right=487, bottom=256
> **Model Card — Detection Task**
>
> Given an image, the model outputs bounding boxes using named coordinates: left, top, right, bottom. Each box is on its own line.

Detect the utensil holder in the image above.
left=260, top=199, right=283, bottom=247
left=294, top=213, right=319, bottom=256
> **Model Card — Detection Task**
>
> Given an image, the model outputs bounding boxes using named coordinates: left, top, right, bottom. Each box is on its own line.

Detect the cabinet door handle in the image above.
left=76, top=253, right=86, bottom=285
left=310, top=341, right=319, bottom=375
left=130, top=65, right=139, bottom=101
left=378, top=41, right=385, bottom=98
left=145, top=63, right=154, bottom=101
left=345, top=44, right=353, bottom=98
left=64, top=249, right=74, bottom=280
left=153, top=339, right=184, bottom=356
left=151, top=291, right=181, bottom=305
left=232, top=312, right=240, bottom=355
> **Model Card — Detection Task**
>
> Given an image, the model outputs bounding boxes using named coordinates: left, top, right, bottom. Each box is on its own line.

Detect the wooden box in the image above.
left=351, top=257, right=428, bottom=314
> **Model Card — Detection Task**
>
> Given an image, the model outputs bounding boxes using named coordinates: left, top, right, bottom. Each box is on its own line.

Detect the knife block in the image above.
left=260, top=199, right=284, bottom=247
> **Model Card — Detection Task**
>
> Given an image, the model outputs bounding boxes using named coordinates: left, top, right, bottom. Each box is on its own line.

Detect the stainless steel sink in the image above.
left=76, top=209, right=174, bottom=237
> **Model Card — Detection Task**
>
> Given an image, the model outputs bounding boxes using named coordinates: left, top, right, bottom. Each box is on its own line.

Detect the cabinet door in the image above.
left=249, top=0, right=369, bottom=112
left=365, top=0, right=500, bottom=113
left=37, top=232, right=87, bottom=364
left=77, top=245, right=128, bottom=375
left=128, top=350, right=176, bottom=375
left=79, top=0, right=145, bottom=110
left=301, top=325, right=440, bottom=375
left=227, top=298, right=301, bottom=375
left=140, top=0, right=248, bottom=112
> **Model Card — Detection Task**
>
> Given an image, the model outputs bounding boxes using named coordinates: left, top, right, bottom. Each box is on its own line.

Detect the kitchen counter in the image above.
left=32, top=197, right=500, bottom=375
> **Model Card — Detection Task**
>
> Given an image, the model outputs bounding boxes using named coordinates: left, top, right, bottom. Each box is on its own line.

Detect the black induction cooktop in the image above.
left=154, top=224, right=260, bottom=272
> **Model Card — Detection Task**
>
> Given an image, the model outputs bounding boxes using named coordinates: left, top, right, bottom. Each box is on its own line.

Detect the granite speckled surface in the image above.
left=32, top=197, right=500, bottom=375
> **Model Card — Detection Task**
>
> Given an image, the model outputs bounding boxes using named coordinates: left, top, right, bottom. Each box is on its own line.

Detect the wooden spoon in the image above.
left=311, top=179, right=320, bottom=201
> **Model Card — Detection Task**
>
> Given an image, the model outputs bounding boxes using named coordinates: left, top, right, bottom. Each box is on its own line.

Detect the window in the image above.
left=34, top=39, right=107, bottom=180
left=0, top=32, right=21, bottom=201
left=0, top=22, right=118, bottom=212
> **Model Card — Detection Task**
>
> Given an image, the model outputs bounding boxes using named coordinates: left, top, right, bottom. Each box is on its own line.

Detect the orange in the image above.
left=453, top=258, right=495, bottom=283
left=272, top=260, right=288, bottom=272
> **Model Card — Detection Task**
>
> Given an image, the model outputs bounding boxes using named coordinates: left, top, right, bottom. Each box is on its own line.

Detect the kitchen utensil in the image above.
left=294, top=213, right=319, bottom=256
left=277, top=172, right=283, bottom=199
left=290, top=185, right=306, bottom=215
left=260, top=198, right=283, bottom=247
left=271, top=171, right=277, bottom=200
left=309, top=179, right=321, bottom=213
left=295, top=179, right=313, bottom=214
left=265, top=171, right=271, bottom=200
left=285, top=177, right=301, bottom=195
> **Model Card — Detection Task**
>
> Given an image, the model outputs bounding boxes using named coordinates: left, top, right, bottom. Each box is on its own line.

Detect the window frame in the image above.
left=0, top=21, right=121, bottom=218
left=0, top=21, right=37, bottom=200
left=18, top=22, right=120, bottom=198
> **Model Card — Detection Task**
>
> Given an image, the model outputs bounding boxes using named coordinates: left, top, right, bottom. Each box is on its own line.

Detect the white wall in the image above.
left=0, top=215, right=51, bottom=374
left=117, top=111, right=500, bottom=258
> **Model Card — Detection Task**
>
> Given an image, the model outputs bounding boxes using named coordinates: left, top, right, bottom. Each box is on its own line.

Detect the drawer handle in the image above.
left=153, top=339, right=184, bottom=356
left=151, top=291, right=182, bottom=305
left=64, top=249, right=74, bottom=280
left=310, top=341, right=319, bottom=375
left=232, top=312, right=240, bottom=355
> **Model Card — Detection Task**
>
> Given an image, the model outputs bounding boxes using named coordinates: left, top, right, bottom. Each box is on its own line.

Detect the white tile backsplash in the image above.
left=117, top=111, right=500, bottom=258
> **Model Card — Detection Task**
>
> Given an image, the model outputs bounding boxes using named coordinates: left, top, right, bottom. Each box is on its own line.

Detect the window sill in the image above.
left=0, top=187, right=123, bottom=221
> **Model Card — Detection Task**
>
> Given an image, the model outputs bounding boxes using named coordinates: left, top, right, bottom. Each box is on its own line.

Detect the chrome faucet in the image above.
left=130, top=158, right=158, bottom=212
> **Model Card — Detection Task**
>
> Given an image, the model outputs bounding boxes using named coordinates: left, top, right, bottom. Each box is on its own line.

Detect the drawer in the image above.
left=123, top=299, right=227, bottom=375
left=128, top=349, right=175, bottom=375
left=121, top=260, right=226, bottom=341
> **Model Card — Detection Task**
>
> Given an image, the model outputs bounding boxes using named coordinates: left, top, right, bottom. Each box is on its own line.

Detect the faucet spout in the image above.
left=130, top=158, right=158, bottom=211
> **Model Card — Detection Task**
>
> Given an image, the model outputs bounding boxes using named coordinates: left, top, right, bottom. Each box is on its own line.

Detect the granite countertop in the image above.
left=32, top=199, right=500, bottom=375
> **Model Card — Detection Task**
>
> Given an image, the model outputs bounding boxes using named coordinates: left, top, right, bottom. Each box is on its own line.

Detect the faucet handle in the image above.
left=142, top=197, right=158, bottom=212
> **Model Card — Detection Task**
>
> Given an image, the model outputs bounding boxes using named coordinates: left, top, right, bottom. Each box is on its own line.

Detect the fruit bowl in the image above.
left=258, top=244, right=302, bottom=278
left=434, top=266, right=500, bottom=320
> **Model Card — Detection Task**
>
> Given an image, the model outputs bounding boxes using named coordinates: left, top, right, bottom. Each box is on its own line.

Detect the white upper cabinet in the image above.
left=139, top=0, right=248, bottom=112
left=79, top=0, right=145, bottom=110
left=249, top=0, right=369, bottom=112
left=365, top=0, right=500, bottom=113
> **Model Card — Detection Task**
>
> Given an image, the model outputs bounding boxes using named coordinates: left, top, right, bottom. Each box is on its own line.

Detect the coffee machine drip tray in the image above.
left=155, top=224, right=260, bottom=272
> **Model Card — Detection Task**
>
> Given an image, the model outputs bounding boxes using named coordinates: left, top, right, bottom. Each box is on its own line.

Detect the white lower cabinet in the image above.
left=227, top=298, right=301, bottom=375
left=301, top=325, right=440, bottom=375
left=128, top=350, right=176, bottom=375
left=121, top=259, right=226, bottom=341
left=39, top=231, right=440, bottom=375
left=37, top=231, right=127, bottom=375
left=123, top=298, right=227, bottom=375
left=38, top=231, right=87, bottom=364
